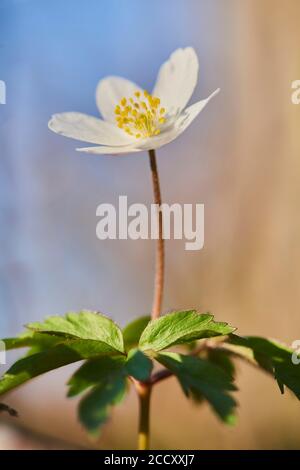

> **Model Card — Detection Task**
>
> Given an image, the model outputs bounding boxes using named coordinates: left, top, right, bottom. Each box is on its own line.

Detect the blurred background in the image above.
left=1, top=0, right=300, bottom=450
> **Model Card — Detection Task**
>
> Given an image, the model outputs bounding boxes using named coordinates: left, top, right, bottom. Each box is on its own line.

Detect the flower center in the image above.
left=114, top=90, right=166, bottom=139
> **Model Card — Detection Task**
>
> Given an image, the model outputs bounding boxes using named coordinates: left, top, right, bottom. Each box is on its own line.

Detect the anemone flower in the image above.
left=48, top=47, right=219, bottom=155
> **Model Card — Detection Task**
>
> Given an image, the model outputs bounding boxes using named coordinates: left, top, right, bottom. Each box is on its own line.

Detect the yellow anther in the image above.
left=115, top=89, right=167, bottom=138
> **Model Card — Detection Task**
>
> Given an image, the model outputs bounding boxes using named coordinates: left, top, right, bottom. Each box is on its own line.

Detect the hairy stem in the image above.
left=137, top=383, right=151, bottom=450
left=148, top=149, right=164, bottom=320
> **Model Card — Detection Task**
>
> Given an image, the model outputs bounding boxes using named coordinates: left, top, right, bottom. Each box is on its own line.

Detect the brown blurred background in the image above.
left=1, top=0, right=300, bottom=449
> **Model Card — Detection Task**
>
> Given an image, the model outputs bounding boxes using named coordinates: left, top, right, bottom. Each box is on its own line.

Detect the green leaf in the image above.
left=156, top=352, right=237, bottom=425
left=25, top=335, right=63, bottom=355
left=79, top=375, right=127, bottom=435
left=125, top=348, right=153, bottom=381
left=67, top=355, right=126, bottom=397
left=2, top=332, right=62, bottom=355
left=0, top=339, right=121, bottom=396
left=227, top=335, right=300, bottom=399
left=3, top=332, right=36, bottom=350
left=201, top=321, right=236, bottom=339
left=206, top=349, right=236, bottom=378
left=123, top=316, right=150, bottom=352
left=27, top=310, right=124, bottom=354
left=139, top=310, right=235, bottom=352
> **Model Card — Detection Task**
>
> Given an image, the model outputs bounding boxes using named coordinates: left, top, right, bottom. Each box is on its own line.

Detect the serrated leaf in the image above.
left=206, top=349, right=236, bottom=378
left=79, top=375, right=126, bottom=435
left=67, top=355, right=126, bottom=397
left=123, top=316, right=150, bottom=352
left=0, top=339, right=121, bottom=396
left=2, top=332, right=62, bottom=355
left=226, top=335, right=300, bottom=399
left=25, top=335, right=63, bottom=356
left=156, top=352, right=237, bottom=425
left=139, top=310, right=235, bottom=352
left=200, top=321, right=236, bottom=339
left=27, top=310, right=124, bottom=354
left=3, top=333, right=36, bottom=350
left=125, top=348, right=153, bottom=381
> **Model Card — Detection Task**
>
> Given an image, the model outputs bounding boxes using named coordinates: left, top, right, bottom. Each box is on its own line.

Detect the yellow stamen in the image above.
left=115, top=90, right=167, bottom=138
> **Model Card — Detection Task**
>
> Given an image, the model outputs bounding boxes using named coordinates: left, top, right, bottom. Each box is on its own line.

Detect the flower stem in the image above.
left=148, top=149, right=164, bottom=320
left=134, top=150, right=164, bottom=450
left=137, top=382, right=151, bottom=450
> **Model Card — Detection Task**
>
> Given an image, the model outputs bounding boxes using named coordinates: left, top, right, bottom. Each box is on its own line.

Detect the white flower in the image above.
left=48, top=47, right=219, bottom=155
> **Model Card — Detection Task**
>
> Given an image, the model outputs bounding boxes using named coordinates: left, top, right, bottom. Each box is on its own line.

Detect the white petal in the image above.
left=152, top=47, right=199, bottom=116
left=48, top=112, right=134, bottom=146
left=138, top=89, right=220, bottom=151
left=76, top=89, right=219, bottom=155
left=96, top=76, right=143, bottom=122
left=76, top=144, right=143, bottom=155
